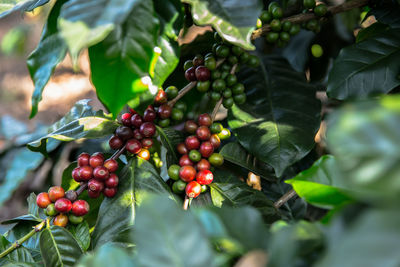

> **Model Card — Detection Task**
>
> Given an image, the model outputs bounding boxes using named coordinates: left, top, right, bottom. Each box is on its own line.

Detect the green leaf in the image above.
left=286, top=155, right=354, bottom=209
left=58, top=0, right=138, bottom=64
left=327, top=28, right=400, bottom=100
left=39, top=226, right=83, bottom=267
left=91, top=158, right=172, bottom=248
left=89, top=0, right=159, bottom=117
left=27, top=0, right=68, bottom=118
left=182, top=0, right=262, bottom=50
left=228, top=56, right=321, bottom=177
left=0, top=0, right=49, bottom=18
left=209, top=169, right=280, bottom=223
left=1, top=215, right=41, bottom=225
left=67, top=221, right=90, bottom=251
left=317, top=209, right=400, bottom=267
left=370, top=5, right=400, bottom=29
left=327, top=95, right=400, bottom=202
left=76, top=243, right=136, bottom=267
left=156, top=126, right=184, bottom=166
left=4, top=221, right=41, bottom=251
left=134, top=195, right=215, bottom=267
left=61, top=162, right=80, bottom=191
left=0, top=236, right=35, bottom=266
left=355, top=23, right=390, bottom=43
left=28, top=99, right=118, bottom=156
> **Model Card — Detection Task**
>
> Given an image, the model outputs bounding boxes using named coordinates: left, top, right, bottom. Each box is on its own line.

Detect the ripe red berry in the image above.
left=79, top=166, right=93, bottom=181
left=179, top=166, right=196, bottom=182
left=147, top=105, right=155, bottom=111
left=126, top=139, right=142, bottom=154
left=185, top=66, right=197, bottom=81
left=115, top=126, right=134, bottom=141
left=210, top=134, right=221, bottom=149
left=129, top=108, right=137, bottom=114
left=103, top=159, right=118, bottom=173
left=109, top=135, right=123, bottom=150
left=154, top=89, right=168, bottom=105
left=185, top=136, right=200, bottom=150
left=53, top=214, right=68, bottom=227
left=89, top=154, right=104, bottom=168
left=72, top=200, right=90, bottom=216
left=138, top=149, right=151, bottom=161
left=121, top=113, right=132, bottom=126
left=196, top=126, right=211, bottom=141
left=36, top=192, right=51, bottom=209
left=54, top=198, right=72, bottom=213
left=158, top=104, right=172, bottom=119
left=77, top=152, right=90, bottom=167
left=93, top=166, right=109, bottom=180
left=196, top=159, right=211, bottom=171
left=88, top=179, right=104, bottom=193
left=143, top=109, right=157, bottom=122
left=184, top=120, right=198, bottom=134
left=133, top=129, right=143, bottom=140
left=72, top=167, right=81, bottom=182
left=196, top=170, right=214, bottom=185
left=185, top=181, right=201, bottom=198
left=199, top=141, right=214, bottom=158
left=179, top=154, right=194, bottom=167
left=105, top=173, right=119, bottom=188
left=65, top=190, right=78, bottom=202
left=140, top=122, right=156, bottom=137
left=141, top=138, right=153, bottom=149
left=177, top=143, right=188, bottom=155
left=131, top=114, right=143, bottom=128
left=103, top=187, right=117, bottom=197
left=88, top=189, right=101, bottom=198
left=195, top=66, right=211, bottom=81
left=48, top=186, right=65, bottom=202
left=198, top=113, right=212, bottom=127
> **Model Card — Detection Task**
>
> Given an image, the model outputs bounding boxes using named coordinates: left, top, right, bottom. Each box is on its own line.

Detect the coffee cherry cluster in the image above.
left=153, top=88, right=187, bottom=128
left=301, top=0, right=327, bottom=33
left=167, top=113, right=230, bottom=198
left=72, top=152, right=119, bottom=198
left=36, top=186, right=90, bottom=227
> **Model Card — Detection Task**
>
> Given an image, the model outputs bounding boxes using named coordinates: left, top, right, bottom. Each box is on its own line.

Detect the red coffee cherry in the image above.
left=133, top=129, right=143, bottom=140
left=179, top=166, right=196, bottom=182
left=158, top=104, right=172, bottom=119
left=154, top=89, right=168, bottom=105
left=184, top=120, right=198, bottom=134
left=105, top=173, right=119, bottom=188
left=72, top=167, right=81, bottom=182
left=88, top=179, right=104, bottom=193
left=53, top=214, right=68, bottom=227
left=72, top=200, right=90, bottom=216
left=198, top=113, right=212, bottom=127
left=126, top=139, right=142, bottom=154
left=176, top=143, right=188, bottom=155
left=54, top=198, right=72, bottom=213
left=196, top=159, right=211, bottom=171
left=185, top=136, right=200, bottom=150
left=129, top=107, right=137, bottom=114
left=185, top=66, right=197, bottom=81
left=77, top=152, right=90, bottom=167
left=140, top=122, right=156, bottom=137
left=36, top=192, right=51, bottom=208
left=196, top=126, right=211, bottom=141
left=210, top=134, right=221, bottom=149
left=115, top=126, right=134, bottom=141
left=103, top=159, right=118, bottom=173
left=138, top=149, right=151, bottom=161
left=185, top=181, right=201, bottom=198
left=103, top=187, right=117, bottom=198
left=196, top=170, right=214, bottom=185
left=179, top=154, right=194, bottom=167
left=88, top=189, right=101, bottom=199
left=143, top=109, right=157, bottom=122
left=141, top=138, right=153, bottom=149
left=79, top=165, right=93, bottom=181
left=89, top=153, right=104, bottom=168
left=109, top=135, right=123, bottom=150
left=195, top=66, right=211, bottom=81
left=131, top=114, right=143, bottom=128
left=48, top=186, right=65, bottom=202
left=147, top=105, right=155, bottom=111
left=93, top=166, right=109, bottom=180
left=199, top=141, right=214, bottom=158
left=121, top=113, right=132, bottom=126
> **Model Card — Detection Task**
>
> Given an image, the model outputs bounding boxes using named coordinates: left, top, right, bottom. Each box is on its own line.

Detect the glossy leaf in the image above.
left=286, top=155, right=354, bottom=209
left=39, top=226, right=83, bottom=267
left=4, top=221, right=41, bottom=251
left=1, top=214, right=41, bottom=225
left=182, top=0, right=262, bottom=50
left=67, top=221, right=90, bottom=251
left=0, top=0, right=49, bottom=18
left=89, top=0, right=159, bottom=117
left=27, top=0, right=68, bottom=118
left=0, top=236, right=35, bottom=266
left=156, top=126, right=183, bottom=166
left=76, top=243, right=136, bottom=267
left=370, top=5, right=400, bottom=29
left=228, top=56, right=321, bottom=177
left=327, top=28, right=400, bottom=100
left=28, top=99, right=118, bottom=156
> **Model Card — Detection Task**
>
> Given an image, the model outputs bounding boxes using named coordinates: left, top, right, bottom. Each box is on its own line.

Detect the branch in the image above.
left=211, top=98, right=223, bottom=122
left=252, top=0, right=369, bottom=39
left=0, top=220, right=45, bottom=259
left=273, top=189, right=297, bottom=209
left=76, top=183, right=88, bottom=196
left=183, top=195, right=190, bottom=210
left=111, top=146, right=126, bottom=160
left=168, top=82, right=197, bottom=107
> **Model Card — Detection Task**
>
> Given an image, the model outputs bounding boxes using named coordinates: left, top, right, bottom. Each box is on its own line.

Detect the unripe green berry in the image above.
left=266, top=32, right=279, bottom=43
left=201, top=185, right=208, bottom=193
left=158, top=118, right=170, bottom=128
left=280, top=32, right=290, bottom=42
left=306, top=19, right=318, bottom=31
left=216, top=45, right=230, bottom=58
left=221, top=62, right=231, bottom=72
left=311, top=44, right=323, bottom=58
left=225, top=74, right=237, bottom=86
left=183, top=60, right=193, bottom=71
left=189, top=150, right=202, bottom=162
left=165, top=86, right=178, bottom=99
left=282, top=21, right=292, bottom=32
left=223, top=97, right=234, bottom=109
left=218, top=128, right=231, bottom=140
left=232, top=83, right=245, bottom=94
left=210, top=91, right=221, bottom=102
left=233, top=93, right=247, bottom=104
left=303, top=0, right=316, bottom=9
left=223, top=89, right=232, bottom=98
left=228, top=55, right=238, bottom=65
left=247, top=55, right=260, bottom=68
left=268, top=2, right=279, bottom=12
left=212, top=79, right=226, bottom=91
left=174, top=101, right=187, bottom=112
left=231, top=46, right=243, bottom=56
left=171, top=108, right=184, bottom=121
left=239, top=52, right=250, bottom=63
left=271, top=6, right=283, bottom=19
left=197, top=80, right=211, bottom=92
left=260, top=10, right=272, bottom=23
left=209, top=153, right=224, bottom=166
left=168, top=164, right=180, bottom=180
left=204, top=57, right=217, bottom=70
left=46, top=203, right=57, bottom=217
left=210, top=123, right=223, bottom=134
left=172, top=180, right=186, bottom=193
left=289, top=24, right=301, bottom=35
left=314, top=4, right=327, bottom=16
left=69, top=214, right=83, bottom=224
left=270, top=19, right=281, bottom=32
left=211, top=70, right=222, bottom=80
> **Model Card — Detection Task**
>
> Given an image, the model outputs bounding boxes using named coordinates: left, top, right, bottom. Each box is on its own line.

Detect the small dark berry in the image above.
left=105, top=173, right=119, bottom=188
left=65, top=190, right=78, bottom=202
left=143, top=109, right=157, bottom=122
left=179, top=154, right=194, bottom=167
left=185, top=67, right=197, bottom=81
left=184, top=120, right=198, bottom=134
left=195, top=66, right=211, bottom=81
left=121, top=113, right=132, bottom=126
left=109, top=135, right=123, bottom=150
left=115, top=126, right=134, bottom=141
left=79, top=165, right=93, bottom=181
left=133, top=129, right=143, bottom=140
left=126, top=139, right=142, bottom=154
left=88, top=179, right=104, bottom=193
left=158, top=104, right=172, bottom=119
left=103, top=187, right=117, bottom=198
left=77, top=153, right=90, bottom=167
left=140, top=122, right=156, bottom=137
left=131, top=114, right=144, bottom=128
left=103, top=159, right=118, bottom=173
left=192, top=54, right=204, bottom=67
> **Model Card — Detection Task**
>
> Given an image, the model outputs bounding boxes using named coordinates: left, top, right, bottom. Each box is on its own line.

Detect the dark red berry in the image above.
left=198, top=114, right=212, bottom=127
left=185, top=67, right=197, bottom=81
left=121, top=113, right=132, bottom=126
left=72, top=167, right=81, bottom=182
left=196, top=170, right=214, bottom=185
left=177, top=143, right=188, bottom=155
left=79, top=165, right=93, bottom=181
left=158, top=104, right=172, bottom=119
left=88, top=189, right=101, bottom=198
left=77, top=152, right=90, bottom=167
left=147, top=105, right=155, bottom=111
left=72, top=200, right=89, bottom=216
left=104, top=159, right=118, bottom=172
left=185, top=136, right=200, bottom=150
left=109, top=135, right=123, bottom=150
left=179, top=166, right=196, bottom=182
left=184, top=120, right=198, bottom=134
left=129, top=108, right=137, bottom=114
left=65, top=190, right=78, bottom=202
left=103, top=187, right=117, bottom=198
left=179, top=154, right=194, bottom=167
left=93, top=166, right=109, bottom=180
left=140, top=122, right=156, bottom=137
left=55, top=198, right=72, bottom=213
left=195, top=66, right=211, bottom=81
left=88, top=179, right=104, bottom=193
left=126, top=139, right=142, bottom=154
left=196, top=126, right=211, bottom=141
left=143, top=109, right=157, bottom=122
left=199, top=141, right=214, bottom=158
left=133, top=129, right=143, bottom=140
left=210, top=134, right=221, bottom=149
left=115, top=126, right=134, bottom=141
left=138, top=149, right=151, bottom=161
left=36, top=192, right=51, bottom=209
left=185, top=181, right=201, bottom=198
left=131, top=114, right=143, bottom=128
left=89, top=154, right=104, bottom=168
left=196, top=159, right=211, bottom=171
left=141, top=138, right=153, bottom=149
left=154, top=89, right=168, bottom=105
left=105, top=173, right=119, bottom=188
left=193, top=54, right=204, bottom=67
left=48, top=186, right=65, bottom=202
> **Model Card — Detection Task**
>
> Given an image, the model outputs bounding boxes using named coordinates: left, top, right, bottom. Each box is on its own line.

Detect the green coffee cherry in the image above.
left=216, top=45, right=230, bottom=58
left=306, top=19, right=318, bottom=31
left=210, top=91, right=222, bottom=101
left=212, top=79, right=226, bottom=91
left=280, top=32, right=290, bottom=42
left=201, top=185, right=208, bottom=193
left=256, top=18, right=262, bottom=29
left=189, top=150, right=202, bottom=162
left=171, top=108, right=184, bottom=121
left=232, top=83, right=245, bottom=94
left=233, top=93, right=246, bottom=105
left=165, top=86, right=178, bottom=99
left=214, top=32, right=222, bottom=42
left=197, top=80, right=211, bottom=92
left=289, top=24, right=301, bottom=35
left=225, top=74, right=237, bottom=86
left=168, top=164, right=180, bottom=180
left=69, top=214, right=83, bottom=224
left=282, top=21, right=292, bottom=32
left=172, top=180, right=186, bottom=193
left=212, top=43, right=219, bottom=54
left=221, top=71, right=230, bottom=80
left=174, top=101, right=187, bottom=112
left=271, top=6, right=283, bottom=19
left=46, top=203, right=57, bottom=216
left=259, top=10, right=272, bottom=23
left=210, top=123, right=223, bottom=134
left=314, top=4, right=327, bottom=16
left=247, top=55, right=260, bottom=68
left=311, top=44, right=323, bottom=58
left=184, top=60, right=193, bottom=71
left=158, top=118, right=170, bottom=128
left=270, top=19, right=282, bottom=32
left=239, top=52, right=250, bottom=63
left=268, top=2, right=280, bottom=12
left=218, top=128, right=231, bottom=140
left=211, top=70, right=222, bottom=80
left=223, top=89, right=232, bottom=98
left=221, top=62, right=231, bottom=72
left=204, top=52, right=213, bottom=59
left=231, top=46, right=243, bottom=56
left=266, top=32, right=279, bottom=43
left=209, top=153, right=224, bottom=166
left=303, top=0, right=316, bottom=9
left=205, top=56, right=217, bottom=70
left=228, top=55, right=238, bottom=65
left=223, top=97, right=234, bottom=109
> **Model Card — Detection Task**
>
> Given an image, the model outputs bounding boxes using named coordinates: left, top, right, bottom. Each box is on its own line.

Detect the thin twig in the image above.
left=230, top=63, right=238, bottom=75
left=274, top=189, right=297, bottom=209
left=111, top=146, right=126, bottom=160
left=251, top=0, right=369, bottom=39
left=183, top=195, right=190, bottom=210
left=76, top=183, right=88, bottom=196
left=168, top=82, right=197, bottom=106
left=211, top=98, right=223, bottom=122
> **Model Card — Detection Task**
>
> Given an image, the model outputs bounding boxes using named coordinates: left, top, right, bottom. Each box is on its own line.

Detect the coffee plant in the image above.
left=0, top=0, right=400, bottom=266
